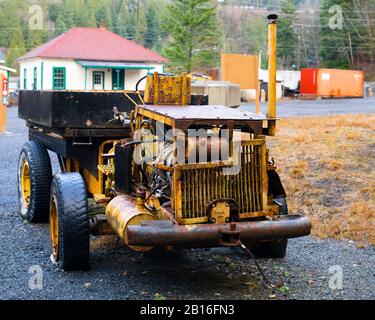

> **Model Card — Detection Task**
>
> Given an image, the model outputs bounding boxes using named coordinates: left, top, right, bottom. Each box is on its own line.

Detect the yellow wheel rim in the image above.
left=20, top=160, right=31, bottom=208
left=50, top=196, right=59, bottom=262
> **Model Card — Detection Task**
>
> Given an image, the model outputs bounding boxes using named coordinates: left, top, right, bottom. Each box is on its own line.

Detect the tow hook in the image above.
left=218, top=222, right=241, bottom=247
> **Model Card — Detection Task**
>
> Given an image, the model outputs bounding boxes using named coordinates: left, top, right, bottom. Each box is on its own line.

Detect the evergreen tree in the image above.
left=144, top=0, right=161, bottom=49
left=87, top=0, right=100, bottom=27
left=114, top=0, right=130, bottom=37
left=26, top=30, right=46, bottom=51
left=319, top=0, right=348, bottom=68
left=135, top=1, right=147, bottom=45
left=48, top=3, right=60, bottom=23
left=3, top=0, right=26, bottom=69
left=55, top=13, right=67, bottom=35
left=244, top=16, right=268, bottom=68
left=62, top=0, right=76, bottom=29
left=96, top=0, right=113, bottom=29
left=126, top=0, right=137, bottom=39
left=74, top=0, right=90, bottom=27
left=162, top=0, right=221, bottom=73
left=0, top=4, right=9, bottom=47
left=318, top=0, right=373, bottom=70
left=277, top=0, right=298, bottom=69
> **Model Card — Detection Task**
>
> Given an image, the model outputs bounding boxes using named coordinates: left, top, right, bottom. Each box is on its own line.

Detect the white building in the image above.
left=17, top=24, right=167, bottom=91
left=0, top=65, right=16, bottom=81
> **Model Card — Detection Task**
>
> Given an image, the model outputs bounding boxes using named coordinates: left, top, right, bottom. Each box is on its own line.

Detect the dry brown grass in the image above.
left=268, top=114, right=375, bottom=246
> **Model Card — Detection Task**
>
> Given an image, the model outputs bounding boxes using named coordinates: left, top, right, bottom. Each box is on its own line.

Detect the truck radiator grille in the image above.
left=175, top=141, right=265, bottom=223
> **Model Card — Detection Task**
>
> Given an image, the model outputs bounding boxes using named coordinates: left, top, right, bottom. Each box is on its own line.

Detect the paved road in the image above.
left=1, top=106, right=374, bottom=300
left=241, top=97, right=375, bottom=117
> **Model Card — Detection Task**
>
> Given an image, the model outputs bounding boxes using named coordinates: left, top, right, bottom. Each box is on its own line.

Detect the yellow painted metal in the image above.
left=144, top=72, right=191, bottom=105
left=268, top=18, right=277, bottom=135
left=135, top=106, right=175, bottom=127
left=261, top=140, right=269, bottom=211
left=97, top=164, right=114, bottom=176
left=49, top=195, right=59, bottom=262
left=105, top=195, right=157, bottom=252
left=209, top=201, right=230, bottom=224
left=20, top=159, right=31, bottom=208
left=66, top=140, right=118, bottom=197
left=82, top=168, right=103, bottom=196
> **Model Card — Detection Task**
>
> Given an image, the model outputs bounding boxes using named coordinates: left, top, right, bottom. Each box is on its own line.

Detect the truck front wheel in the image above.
left=50, top=173, right=90, bottom=271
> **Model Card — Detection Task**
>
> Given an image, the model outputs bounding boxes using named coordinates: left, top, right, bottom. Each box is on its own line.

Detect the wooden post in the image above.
left=256, top=80, right=261, bottom=114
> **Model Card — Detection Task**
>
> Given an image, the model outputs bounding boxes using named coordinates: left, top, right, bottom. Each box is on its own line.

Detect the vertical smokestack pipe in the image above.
left=267, top=14, right=278, bottom=135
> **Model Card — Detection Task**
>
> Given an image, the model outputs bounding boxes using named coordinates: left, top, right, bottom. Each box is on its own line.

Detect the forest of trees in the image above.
left=1, top=0, right=375, bottom=79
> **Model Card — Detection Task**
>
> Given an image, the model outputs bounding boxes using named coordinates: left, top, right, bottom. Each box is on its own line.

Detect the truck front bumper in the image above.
left=127, top=214, right=311, bottom=248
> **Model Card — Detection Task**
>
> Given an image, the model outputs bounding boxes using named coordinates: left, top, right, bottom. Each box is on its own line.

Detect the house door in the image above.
left=112, top=69, right=125, bottom=90
left=93, top=72, right=104, bottom=90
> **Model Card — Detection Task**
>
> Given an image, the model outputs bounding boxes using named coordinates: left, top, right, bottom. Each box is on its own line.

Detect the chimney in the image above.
left=99, top=22, right=106, bottom=30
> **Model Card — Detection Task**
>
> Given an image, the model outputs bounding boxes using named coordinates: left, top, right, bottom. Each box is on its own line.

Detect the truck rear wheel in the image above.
left=18, top=141, right=52, bottom=223
left=50, top=173, right=90, bottom=271
left=243, top=197, right=289, bottom=258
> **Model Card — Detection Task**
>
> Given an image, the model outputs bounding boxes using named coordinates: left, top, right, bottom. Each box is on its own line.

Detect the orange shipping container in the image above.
left=300, top=68, right=364, bottom=98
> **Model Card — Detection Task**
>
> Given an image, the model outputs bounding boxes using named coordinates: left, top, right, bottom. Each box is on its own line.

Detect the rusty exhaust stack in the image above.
left=267, top=14, right=278, bottom=136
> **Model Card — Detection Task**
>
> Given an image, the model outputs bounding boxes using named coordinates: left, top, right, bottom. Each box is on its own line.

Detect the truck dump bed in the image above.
left=19, top=90, right=208, bottom=130
left=18, top=90, right=141, bottom=129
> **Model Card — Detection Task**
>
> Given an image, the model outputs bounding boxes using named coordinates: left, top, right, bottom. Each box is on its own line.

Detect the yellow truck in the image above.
left=17, top=15, right=310, bottom=270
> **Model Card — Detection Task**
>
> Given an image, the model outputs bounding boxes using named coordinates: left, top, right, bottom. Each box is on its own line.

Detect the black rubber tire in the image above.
left=51, top=173, right=90, bottom=271
left=18, top=141, right=52, bottom=223
left=244, top=197, right=289, bottom=258
left=251, top=239, right=288, bottom=258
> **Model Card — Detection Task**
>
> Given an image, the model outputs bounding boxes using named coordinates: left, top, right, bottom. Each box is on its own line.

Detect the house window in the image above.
left=52, top=67, right=66, bottom=90
left=93, top=71, right=104, bottom=90
left=94, top=73, right=102, bottom=84
left=23, top=68, right=27, bottom=89
left=33, top=67, right=37, bottom=90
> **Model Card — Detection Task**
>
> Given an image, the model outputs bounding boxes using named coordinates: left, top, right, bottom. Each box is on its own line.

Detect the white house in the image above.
left=17, top=24, right=167, bottom=91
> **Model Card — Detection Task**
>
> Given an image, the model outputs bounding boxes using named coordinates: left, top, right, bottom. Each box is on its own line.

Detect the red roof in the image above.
left=18, top=27, right=168, bottom=63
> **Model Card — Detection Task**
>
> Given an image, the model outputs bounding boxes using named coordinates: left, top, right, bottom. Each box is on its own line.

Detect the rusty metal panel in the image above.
left=126, top=215, right=312, bottom=248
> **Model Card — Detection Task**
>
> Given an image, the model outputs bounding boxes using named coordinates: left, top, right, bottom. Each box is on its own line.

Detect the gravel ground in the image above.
left=241, top=96, right=375, bottom=117
left=1, top=106, right=374, bottom=300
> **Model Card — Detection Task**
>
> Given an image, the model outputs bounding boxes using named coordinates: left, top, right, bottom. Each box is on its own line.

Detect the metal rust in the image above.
left=126, top=215, right=311, bottom=248
left=218, top=222, right=241, bottom=247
